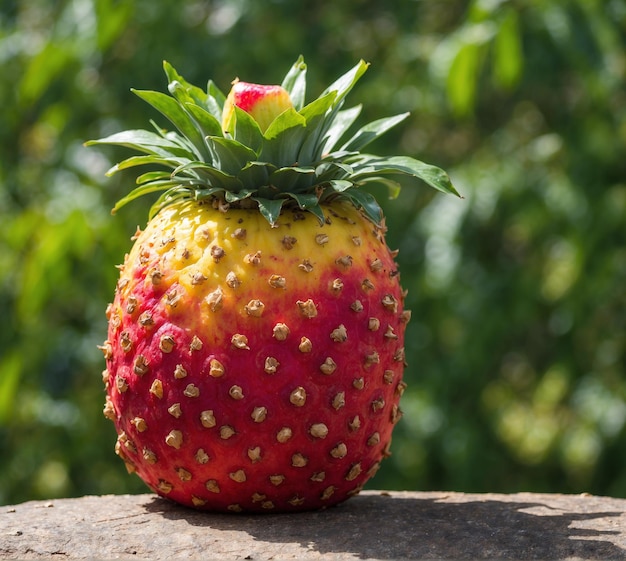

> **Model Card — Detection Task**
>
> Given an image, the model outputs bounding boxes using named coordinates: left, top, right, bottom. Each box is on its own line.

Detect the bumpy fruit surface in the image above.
left=103, top=199, right=407, bottom=512
left=91, top=56, right=457, bottom=513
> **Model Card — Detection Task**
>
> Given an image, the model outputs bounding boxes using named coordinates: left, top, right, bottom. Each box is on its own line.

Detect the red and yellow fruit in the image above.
left=89, top=56, right=458, bottom=513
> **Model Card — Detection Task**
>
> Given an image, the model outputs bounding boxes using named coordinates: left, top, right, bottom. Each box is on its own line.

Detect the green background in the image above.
left=1, top=0, right=626, bottom=505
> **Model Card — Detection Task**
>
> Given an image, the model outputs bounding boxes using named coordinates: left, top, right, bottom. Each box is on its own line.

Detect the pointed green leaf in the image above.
left=164, top=61, right=209, bottom=108
left=132, top=89, right=207, bottom=159
left=105, top=154, right=190, bottom=176
left=281, top=55, right=307, bottom=110
left=232, top=106, right=264, bottom=154
left=327, top=179, right=354, bottom=192
left=297, top=91, right=337, bottom=163
left=322, top=105, right=362, bottom=154
left=322, top=59, right=369, bottom=108
left=341, top=113, right=409, bottom=152
left=269, top=166, right=316, bottom=193
left=343, top=189, right=383, bottom=223
left=112, top=180, right=180, bottom=214
left=352, top=155, right=460, bottom=197
left=357, top=176, right=402, bottom=199
left=136, top=170, right=172, bottom=185
left=205, top=136, right=257, bottom=176
left=238, top=161, right=274, bottom=189
left=184, top=103, right=223, bottom=138
left=261, top=108, right=307, bottom=167
left=206, top=79, right=226, bottom=121
left=253, top=197, right=285, bottom=226
left=85, top=130, right=193, bottom=158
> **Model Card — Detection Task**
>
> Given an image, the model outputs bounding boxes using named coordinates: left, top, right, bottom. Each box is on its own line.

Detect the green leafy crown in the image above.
left=86, top=56, right=459, bottom=225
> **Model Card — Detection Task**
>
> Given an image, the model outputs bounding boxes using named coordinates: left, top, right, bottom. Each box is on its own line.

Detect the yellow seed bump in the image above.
left=120, top=331, right=132, bottom=353
left=315, top=233, right=329, bottom=245
left=330, top=278, right=344, bottom=293
left=310, top=471, right=326, bottom=482
left=330, top=324, right=348, bottom=342
left=157, top=480, right=173, bottom=494
left=165, top=430, right=183, bottom=449
left=262, top=501, right=275, bottom=510
left=384, top=325, right=398, bottom=339
left=229, top=385, right=244, bottom=400
left=231, top=333, right=250, bottom=349
left=400, top=310, right=412, bottom=323
left=131, top=417, right=147, bottom=432
left=396, top=380, right=408, bottom=397
left=150, top=269, right=162, bottom=285
left=245, top=299, right=265, bottom=317
left=391, top=404, right=402, bottom=424
left=116, top=375, right=129, bottom=393
left=103, top=397, right=116, bottom=420
left=291, top=453, right=308, bottom=467
left=332, top=392, right=345, bottom=410
left=282, top=236, right=297, bottom=249
left=195, top=449, right=209, bottom=464
left=367, top=432, right=381, bottom=447
left=174, top=364, right=188, bottom=379
left=383, top=370, right=395, bottom=384
left=229, top=469, right=246, bottom=483
left=330, top=443, right=348, bottom=459
left=126, top=296, right=138, bottom=314
left=226, top=271, right=241, bottom=289
left=321, top=486, right=336, bottom=500
left=346, top=463, right=362, bottom=481
left=191, top=271, right=207, bottom=285
left=168, top=403, right=182, bottom=418
left=149, top=379, right=163, bottom=399
left=289, top=496, right=305, bottom=506
left=206, top=287, right=224, bottom=312
left=210, top=245, right=225, bottom=262
left=264, top=356, right=279, bottom=374
left=220, top=425, right=236, bottom=439
left=348, top=416, right=361, bottom=432
left=361, top=279, right=375, bottom=291
left=165, top=289, right=180, bottom=307
left=247, top=446, right=262, bottom=462
left=159, top=335, right=176, bottom=353
left=299, top=259, right=314, bottom=273
left=335, top=255, right=353, bottom=269
left=269, top=475, right=285, bottom=486
left=191, top=496, right=206, bottom=507
left=244, top=250, right=262, bottom=265
left=298, top=337, right=313, bottom=353
left=184, top=384, right=200, bottom=398
left=351, top=300, right=364, bottom=312
left=200, top=410, right=216, bottom=428
left=352, top=236, right=362, bottom=246
left=205, top=479, right=220, bottom=493
left=371, top=397, right=386, bottom=412
left=289, top=386, right=307, bottom=407
left=98, top=340, right=113, bottom=360
left=209, top=359, right=225, bottom=377
left=365, top=351, right=380, bottom=366
left=382, top=294, right=399, bottom=313
left=273, top=323, right=290, bottom=341
left=297, top=299, right=318, bottom=318
left=367, top=462, right=382, bottom=477
left=394, top=347, right=406, bottom=362
left=252, top=492, right=266, bottom=503
left=227, top=504, right=242, bottom=513
left=370, top=258, right=383, bottom=272
left=309, top=423, right=329, bottom=439
left=320, top=357, right=337, bottom=375
left=251, top=406, right=267, bottom=423
left=353, top=377, right=365, bottom=390
left=133, top=355, right=149, bottom=376
left=176, top=468, right=192, bottom=481
left=143, top=448, right=157, bottom=464
left=268, top=274, right=286, bottom=289
left=276, top=427, right=292, bottom=443
left=190, top=335, right=203, bottom=352
left=138, top=311, right=154, bottom=327
left=232, top=227, right=247, bottom=240
left=368, top=317, right=380, bottom=331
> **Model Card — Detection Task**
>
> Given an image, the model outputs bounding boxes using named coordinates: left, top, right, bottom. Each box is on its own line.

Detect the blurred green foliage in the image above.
left=1, top=0, right=625, bottom=505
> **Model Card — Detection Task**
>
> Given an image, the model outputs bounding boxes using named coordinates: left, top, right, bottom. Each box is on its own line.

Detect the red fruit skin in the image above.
left=103, top=201, right=408, bottom=513
left=229, top=82, right=284, bottom=113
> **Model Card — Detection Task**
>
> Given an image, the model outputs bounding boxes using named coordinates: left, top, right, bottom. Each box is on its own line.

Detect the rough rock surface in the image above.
left=1, top=490, right=625, bottom=560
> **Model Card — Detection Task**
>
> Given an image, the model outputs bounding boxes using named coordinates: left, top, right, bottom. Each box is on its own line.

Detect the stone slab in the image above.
left=1, top=490, right=625, bottom=560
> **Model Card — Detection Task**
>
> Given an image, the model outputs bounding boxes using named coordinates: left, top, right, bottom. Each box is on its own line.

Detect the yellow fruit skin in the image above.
left=103, top=199, right=408, bottom=512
